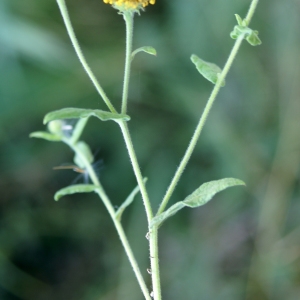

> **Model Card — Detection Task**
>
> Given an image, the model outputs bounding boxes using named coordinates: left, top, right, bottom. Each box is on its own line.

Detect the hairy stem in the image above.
left=245, top=0, right=260, bottom=24
left=122, top=11, right=134, bottom=114
left=65, top=139, right=151, bottom=300
left=118, top=11, right=162, bottom=300
left=149, top=227, right=161, bottom=300
left=157, top=0, right=260, bottom=215
left=56, top=0, right=116, bottom=113
left=118, top=121, right=153, bottom=223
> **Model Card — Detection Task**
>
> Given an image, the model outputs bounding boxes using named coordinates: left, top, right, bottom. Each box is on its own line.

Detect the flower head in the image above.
left=103, top=0, right=155, bottom=12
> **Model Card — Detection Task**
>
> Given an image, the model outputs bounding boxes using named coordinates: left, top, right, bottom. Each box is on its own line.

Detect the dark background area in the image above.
left=0, top=0, right=300, bottom=299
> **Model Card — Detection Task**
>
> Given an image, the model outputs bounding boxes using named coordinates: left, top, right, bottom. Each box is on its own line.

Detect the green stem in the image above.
left=65, top=139, right=151, bottom=300
left=121, top=11, right=135, bottom=114
left=56, top=0, right=117, bottom=113
left=118, top=121, right=153, bottom=223
left=118, top=10, right=162, bottom=300
left=245, top=0, right=260, bottom=24
left=118, top=122, right=161, bottom=300
left=149, top=227, right=161, bottom=300
left=157, top=0, right=260, bottom=215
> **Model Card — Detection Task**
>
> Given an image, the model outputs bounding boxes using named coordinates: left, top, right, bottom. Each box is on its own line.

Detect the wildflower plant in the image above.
left=30, top=0, right=261, bottom=299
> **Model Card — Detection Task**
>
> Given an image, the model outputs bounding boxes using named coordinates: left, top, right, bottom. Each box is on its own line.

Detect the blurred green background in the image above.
left=1, top=0, right=299, bottom=299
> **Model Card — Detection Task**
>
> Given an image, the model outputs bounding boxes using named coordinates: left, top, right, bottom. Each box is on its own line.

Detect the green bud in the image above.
left=47, top=120, right=64, bottom=135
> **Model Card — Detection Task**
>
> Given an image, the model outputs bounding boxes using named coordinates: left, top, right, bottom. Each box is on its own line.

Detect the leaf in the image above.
left=29, top=131, right=62, bottom=142
left=131, top=46, right=157, bottom=60
left=246, top=30, right=262, bottom=46
left=230, top=25, right=261, bottom=46
left=234, top=14, right=244, bottom=26
left=54, top=184, right=98, bottom=201
left=43, top=108, right=130, bottom=124
left=191, top=54, right=225, bottom=86
left=183, top=178, right=245, bottom=207
left=151, top=178, right=245, bottom=228
left=115, top=178, right=147, bottom=221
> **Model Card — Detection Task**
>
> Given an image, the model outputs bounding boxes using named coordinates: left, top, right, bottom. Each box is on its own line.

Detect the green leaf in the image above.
left=29, top=131, right=62, bottom=142
left=234, top=14, right=248, bottom=27
left=43, top=108, right=130, bottom=124
left=183, top=178, right=245, bottom=207
left=131, top=46, right=157, bottom=60
left=191, top=54, right=225, bottom=87
left=115, top=178, right=147, bottom=221
left=54, top=184, right=98, bottom=201
left=151, top=178, right=245, bottom=228
left=246, top=30, right=262, bottom=46
left=230, top=25, right=261, bottom=46
left=73, top=141, right=94, bottom=169
left=234, top=14, right=244, bottom=26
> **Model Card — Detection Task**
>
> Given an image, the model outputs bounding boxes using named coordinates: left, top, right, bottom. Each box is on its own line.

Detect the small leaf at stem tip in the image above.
left=43, top=108, right=130, bottom=124
left=234, top=14, right=243, bottom=26
left=131, top=46, right=157, bottom=60
left=230, top=24, right=261, bottom=46
left=190, top=54, right=225, bottom=87
left=54, top=184, right=98, bottom=201
left=151, top=178, right=245, bottom=228
left=29, top=131, right=62, bottom=142
left=115, top=178, right=148, bottom=221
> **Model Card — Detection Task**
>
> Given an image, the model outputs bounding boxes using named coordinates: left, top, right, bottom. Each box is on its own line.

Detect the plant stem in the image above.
left=118, top=109, right=161, bottom=300
left=118, top=10, right=162, bottom=300
left=56, top=0, right=116, bottom=113
left=149, top=227, right=161, bottom=300
left=245, top=0, right=260, bottom=24
left=118, top=121, right=153, bottom=223
left=122, top=11, right=134, bottom=114
left=157, top=0, right=260, bottom=215
left=119, top=11, right=153, bottom=222
left=65, top=139, right=151, bottom=300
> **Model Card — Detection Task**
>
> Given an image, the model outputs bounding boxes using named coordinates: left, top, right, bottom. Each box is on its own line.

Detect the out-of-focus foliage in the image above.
left=0, top=0, right=299, bottom=299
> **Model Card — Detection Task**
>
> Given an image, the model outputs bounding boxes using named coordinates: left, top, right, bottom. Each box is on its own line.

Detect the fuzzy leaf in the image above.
left=151, top=178, right=245, bottom=228
left=246, top=30, right=262, bottom=46
left=131, top=46, right=157, bottom=60
left=29, top=131, right=62, bottom=142
left=191, top=54, right=225, bottom=86
left=183, top=178, right=245, bottom=207
left=54, top=184, right=98, bottom=201
left=43, top=108, right=130, bottom=124
left=235, top=14, right=244, bottom=26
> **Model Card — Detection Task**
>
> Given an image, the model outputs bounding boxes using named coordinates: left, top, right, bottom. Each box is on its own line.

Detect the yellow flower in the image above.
left=103, top=0, right=155, bottom=11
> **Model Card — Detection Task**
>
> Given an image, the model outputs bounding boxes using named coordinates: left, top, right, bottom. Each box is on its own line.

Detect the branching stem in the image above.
left=118, top=121, right=153, bottom=223
left=119, top=11, right=162, bottom=300
left=55, top=1, right=261, bottom=300
left=157, top=0, right=260, bottom=215
left=65, top=139, right=152, bottom=300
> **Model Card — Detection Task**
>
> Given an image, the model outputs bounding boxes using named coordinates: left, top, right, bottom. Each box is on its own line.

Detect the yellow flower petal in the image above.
left=103, top=0, right=155, bottom=10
